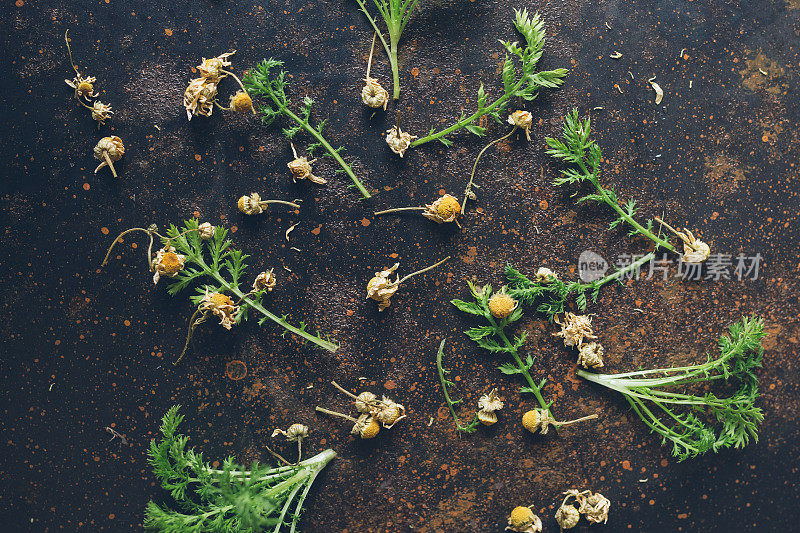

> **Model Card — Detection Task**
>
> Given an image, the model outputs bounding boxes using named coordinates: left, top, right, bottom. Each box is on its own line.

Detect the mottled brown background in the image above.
left=2, top=0, right=799, bottom=531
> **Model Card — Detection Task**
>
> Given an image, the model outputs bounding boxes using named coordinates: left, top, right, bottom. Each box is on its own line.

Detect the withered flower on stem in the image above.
left=93, top=136, right=124, bottom=177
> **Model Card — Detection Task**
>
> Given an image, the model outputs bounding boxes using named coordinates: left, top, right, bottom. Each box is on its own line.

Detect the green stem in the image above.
left=410, top=95, right=510, bottom=147
left=281, top=107, right=371, bottom=199
left=389, top=37, right=400, bottom=99
left=209, top=270, right=338, bottom=353
left=493, top=324, right=551, bottom=416
left=436, top=339, right=479, bottom=433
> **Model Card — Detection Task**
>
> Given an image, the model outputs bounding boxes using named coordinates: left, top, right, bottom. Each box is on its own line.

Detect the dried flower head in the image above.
left=152, top=245, right=186, bottom=285
left=93, top=136, right=125, bottom=177
left=508, top=110, right=533, bottom=141
left=578, top=491, right=611, bottom=524
left=355, top=392, right=377, bottom=413
left=385, top=126, right=417, bottom=158
left=577, top=342, right=604, bottom=369
left=362, top=77, right=389, bottom=110
left=253, top=269, right=277, bottom=292
left=200, top=291, right=239, bottom=330
left=423, top=194, right=461, bottom=224
left=271, top=423, right=309, bottom=442
left=488, top=288, right=518, bottom=319
left=89, top=101, right=114, bottom=125
left=366, top=263, right=400, bottom=311
left=197, top=51, right=235, bottom=82
left=506, top=506, right=542, bottom=533
left=66, top=75, right=97, bottom=101
left=553, top=312, right=596, bottom=347
left=229, top=90, right=253, bottom=114
left=678, top=229, right=711, bottom=263
left=184, top=77, right=219, bottom=120
left=374, top=396, right=406, bottom=428
left=237, top=193, right=263, bottom=215
left=522, top=408, right=557, bottom=435
left=197, top=222, right=215, bottom=240
left=288, top=156, right=325, bottom=185
left=534, top=267, right=557, bottom=283
left=352, top=414, right=381, bottom=439
left=555, top=502, right=580, bottom=530
left=477, top=388, right=504, bottom=426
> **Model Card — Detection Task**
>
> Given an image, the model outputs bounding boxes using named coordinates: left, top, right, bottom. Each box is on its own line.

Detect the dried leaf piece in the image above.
left=609, top=51, right=622, bottom=59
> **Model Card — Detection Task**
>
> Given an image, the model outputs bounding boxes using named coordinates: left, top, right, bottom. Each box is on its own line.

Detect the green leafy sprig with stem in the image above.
left=102, top=219, right=338, bottom=361
left=354, top=0, right=418, bottom=100
left=436, top=339, right=480, bottom=433
left=577, top=315, right=765, bottom=461
left=505, top=255, right=654, bottom=322
left=410, top=10, right=568, bottom=148
left=545, top=108, right=677, bottom=251
left=243, top=59, right=372, bottom=199
left=452, top=281, right=553, bottom=419
left=145, top=405, right=336, bottom=532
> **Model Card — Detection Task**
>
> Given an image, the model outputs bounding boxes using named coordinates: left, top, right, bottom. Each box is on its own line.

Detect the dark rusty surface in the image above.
left=2, top=0, right=800, bottom=531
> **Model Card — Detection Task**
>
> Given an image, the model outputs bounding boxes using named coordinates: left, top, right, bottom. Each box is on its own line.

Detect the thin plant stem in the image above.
left=374, top=206, right=425, bottom=216
left=394, top=256, right=450, bottom=286
left=366, top=32, right=377, bottom=79
left=410, top=94, right=511, bottom=148
left=257, top=199, right=301, bottom=209
left=315, top=407, right=357, bottom=422
left=174, top=307, right=207, bottom=365
left=102, top=151, right=117, bottom=177
left=64, top=30, right=79, bottom=75
left=436, top=339, right=480, bottom=433
left=265, top=444, right=293, bottom=466
left=654, top=216, right=697, bottom=251
left=555, top=413, right=598, bottom=427
left=462, top=127, right=517, bottom=212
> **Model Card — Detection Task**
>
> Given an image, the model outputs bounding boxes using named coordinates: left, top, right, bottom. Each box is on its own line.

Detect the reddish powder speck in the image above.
left=622, top=460, right=632, bottom=470
left=164, top=28, right=173, bottom=36
left=83, top=183, right=90, bottom=191
left=361, top=218, right=371, bottom=227
left=101, top=227, right=109, bottom=235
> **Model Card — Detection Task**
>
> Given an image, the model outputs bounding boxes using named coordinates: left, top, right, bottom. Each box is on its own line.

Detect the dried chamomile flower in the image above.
left=272, top=423, right=309, bottom=462
left=353, top=414, right=381, bottom=439
left=374, top=396, right=407, bottom=428
left=197, top=222, right=215, bottom=240
left=655, top=217, right=711, bottom=263
left=89, top=101, right=114, bottom=125
left=199, top=291, right=239, bottom=330
left=423, top=194, right=461, bottom=224
left=361, top=34, right=388, bottom=110
left=508, top=110, right=533, bottom=141
left=152, top=245, right=186, bottom=285
left=197, top=51, right=235, bottom=82
left=577, top=342, right=604, bottom=369
left=385, top=125, right=417, bottom=157
left=355, top=392, right=378, bottom=413
left=366, top=257, right=450, bottom=311
left=534, top=267, right=558, bottom=283
left=238, top=193, right=263, bottom=215
left=66, top=74, right=97, bottom=101
left=506, top=506, right=542, bottom=533
left=362, top=77, right=389, bottom=110
left=228, top=90, right=253, bottom=114
left=477, top=388, right=504, bottom=426
left=366, top=263, right=400, bottom=311
left=577, top=491, right=611, bottom=524
left=488, top=288, right=518, bottom=319
left=253, top=269, right=277, bottom=292
left=522, top=408, right=598, bottom=435
left=288, top=143, right=326, bottom=185
left=93, top=136, right=125, bottom=177
left=553, top=312, right=596, bottom=348
left=184, top=76, right=219, bottom=120
left=555, top=502, right=580, bottom=530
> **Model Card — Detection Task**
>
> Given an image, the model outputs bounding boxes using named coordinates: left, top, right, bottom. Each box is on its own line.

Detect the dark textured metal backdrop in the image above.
left=2, top=0, right=799, bottom=531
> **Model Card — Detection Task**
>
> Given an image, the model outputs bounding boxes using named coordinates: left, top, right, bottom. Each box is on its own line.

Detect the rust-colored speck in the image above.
left=225, top=360, right=247, bottom=381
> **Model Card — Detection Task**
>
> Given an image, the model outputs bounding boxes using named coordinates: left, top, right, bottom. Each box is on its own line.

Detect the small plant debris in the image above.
left=366, top=256, right=450, bottom=311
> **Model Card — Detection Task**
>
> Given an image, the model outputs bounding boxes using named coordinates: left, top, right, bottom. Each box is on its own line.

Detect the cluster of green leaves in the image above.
left=436, top=339, right=480, bottom=433
left=243, top=60, right=371, bottom=199
left=451, top=281, right=552, bottom=415
left=354, top=0, right=418, bottom=100
left=412, top=9, right=568, bottom=147
left=578, top=316, right=765, bottom=461
left=145, top=406, right=337, bottom=532
left=165, top=219, right=338, bottom=352
left=505, top=256, right=654, bottom=322
left=545, top=109, right=675, bottom=251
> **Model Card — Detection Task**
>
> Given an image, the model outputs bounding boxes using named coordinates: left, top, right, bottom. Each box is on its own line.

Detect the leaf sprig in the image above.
left=145, top=406, right=337, bottom=532
left=452, top=281, right=553, bottom=418
left=354, top=0, right=418, bottom=100
left=545, top=109, right=675, bottom=251
left=436, top=339, right=480, bottom=433
left=411, top=10, right=568, bottom=148
left=164, top=219, right=338, bottom=353
left=578, top=316, right=765, bottom=461
left=243, top=59, right=372, bottom=199
left=505, top=256, right=654, bottom=322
